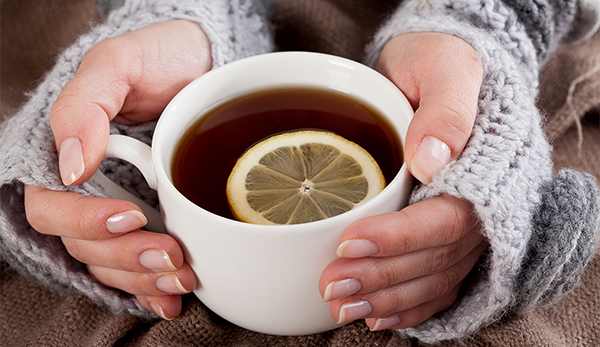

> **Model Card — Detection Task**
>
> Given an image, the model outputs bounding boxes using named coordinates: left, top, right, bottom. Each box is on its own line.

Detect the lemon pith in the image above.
left=226, top=130, right=385, bottom=225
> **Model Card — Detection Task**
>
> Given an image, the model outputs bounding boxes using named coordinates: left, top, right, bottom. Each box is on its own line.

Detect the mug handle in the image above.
left=90, top=134, right=165, bottom=233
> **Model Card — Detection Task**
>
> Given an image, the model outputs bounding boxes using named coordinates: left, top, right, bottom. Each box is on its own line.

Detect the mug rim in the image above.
left=151, top=51, right=414, bottom=231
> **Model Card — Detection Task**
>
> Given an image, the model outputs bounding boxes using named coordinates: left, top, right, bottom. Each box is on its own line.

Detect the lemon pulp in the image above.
left=226, top=130, right=385, bottom=225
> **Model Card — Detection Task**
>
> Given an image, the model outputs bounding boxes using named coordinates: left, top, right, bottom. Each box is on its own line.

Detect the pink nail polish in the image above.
left=106, top=210, right=147, bottom=233
left=59, top=137, right=85, bottom=186
left=150, top=302, right=173, bottom=320
left=156, top=274, right=188, bottom=294
left=338, top=300, right=372, bottom=324
left=411, top=136, right=451, bottom=185
left=336, top=239, right=379, bottom=258
left=371, top=315, right=400, bottom=331
left=323, top=278, right=362, bottom=302
left=140, top=249, right=177, bottom=271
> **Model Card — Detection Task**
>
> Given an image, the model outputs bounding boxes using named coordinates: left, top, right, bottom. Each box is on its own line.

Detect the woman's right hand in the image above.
left=24, top=19, right=212, bottom=319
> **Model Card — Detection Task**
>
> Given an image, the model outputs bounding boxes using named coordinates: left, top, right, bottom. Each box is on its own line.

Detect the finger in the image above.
left=136, top=294, right=183, bottom=320
left=330, top=240, right=488, bottom=324
left=24, top=185, right=147, bottom=239
left=320, top=228, right=485, bottom=302
left=365, top=281, right=461, bottom=331
left=87, top=263, right=196, bottom=297
left=376, top=33, right=483, bottom=184
left=61, top=230, right=183, bottom=272
left=336, top=195, right=479, bottom=258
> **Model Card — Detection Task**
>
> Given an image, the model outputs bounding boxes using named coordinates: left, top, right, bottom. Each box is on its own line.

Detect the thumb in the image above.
left=376, top=33, right=483, bottom=184
left=50, top=37, right=132, bottom=186
left=405, top=79, right=479, bottom=185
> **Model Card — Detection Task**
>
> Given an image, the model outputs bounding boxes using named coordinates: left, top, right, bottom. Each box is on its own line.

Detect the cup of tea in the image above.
left=98, top=52, right=414, bottom=335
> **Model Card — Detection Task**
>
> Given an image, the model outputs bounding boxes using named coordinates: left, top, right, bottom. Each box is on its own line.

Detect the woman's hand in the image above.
left=319, top=32, right=486, bottom=330
left=377, top=32, right=482, bottom=185
left=51, top=19, right=212, bottom=186
left=320, top=195, right=487, bottom=330
left=24, top=20, right=212, bottom=319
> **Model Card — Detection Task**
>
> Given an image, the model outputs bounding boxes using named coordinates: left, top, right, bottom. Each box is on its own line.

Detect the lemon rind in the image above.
left=226, top=130, right=385, bottom=225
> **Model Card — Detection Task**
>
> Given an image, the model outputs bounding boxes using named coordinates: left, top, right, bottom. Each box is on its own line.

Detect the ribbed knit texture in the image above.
left=517, top=169, right=600, bottom=309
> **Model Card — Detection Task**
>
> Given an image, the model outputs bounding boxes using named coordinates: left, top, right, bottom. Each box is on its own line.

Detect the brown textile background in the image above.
left=1, top=1, right=599, bottom=346
left=0, top=0, right=102, bottom=123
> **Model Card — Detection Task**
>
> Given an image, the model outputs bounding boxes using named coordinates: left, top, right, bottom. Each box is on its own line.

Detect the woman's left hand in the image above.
left=319, top=195, right=487, bottom=330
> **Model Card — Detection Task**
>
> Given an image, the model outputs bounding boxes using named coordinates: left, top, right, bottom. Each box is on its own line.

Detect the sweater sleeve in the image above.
left=363, top=0, right=600, bottom=343
left=0, top=0, right=274, bottom=320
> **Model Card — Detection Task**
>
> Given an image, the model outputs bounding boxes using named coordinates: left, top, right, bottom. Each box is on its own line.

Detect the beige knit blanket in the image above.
left=1, top=1, right=599, bottom=346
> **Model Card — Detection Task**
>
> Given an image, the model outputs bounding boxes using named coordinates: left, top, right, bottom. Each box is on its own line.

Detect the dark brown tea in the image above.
left=171, top=87, right=403, bottom=220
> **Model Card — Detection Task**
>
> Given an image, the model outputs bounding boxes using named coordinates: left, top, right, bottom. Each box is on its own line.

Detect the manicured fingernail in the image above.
left=337, top=239, right=379, bottom=258
left=106, top=210, right=147, bottom=233
left=338, top=300, right=372, bottom=324
left=371, top=315, right=400, bottom=331
left=156, top=274, right=188, bottom=294
left=150, top=302, right=173, bottom=320
left=140, top=249, right=177, bottom=271
left=59, top=137, right=85, bottom=186
left=411, top=136, right=451, bottom=185
left=323, top=278, right=362, bottom=302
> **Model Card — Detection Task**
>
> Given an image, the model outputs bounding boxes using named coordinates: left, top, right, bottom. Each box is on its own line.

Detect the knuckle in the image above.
left=74, top=206, right=109, bottom=239
left=382, top=288, right=408, bottom=315
left=441, top=197, right=475, bottom=243
left=429, top=244, right=461, bottom=274
left=113, top=271, right=153, bottom=296
left=432, top=98, right=473, bottom=141
left=372, top=260, right=402, bottom=290
left=112, top=245, right=131, bottom=269
left=432, top=268, right=461, bottom=299
left=88, top=35, right=135, bottom=63
left=95, top=34, right=144, bottom=78
left=387, top=210, right=414, bottom=254
left=76, top=214, right=97, bottom=237
left=131, top=273, right=151, bottom=293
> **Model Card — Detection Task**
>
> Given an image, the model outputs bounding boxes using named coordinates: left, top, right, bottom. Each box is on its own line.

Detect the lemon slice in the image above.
left=226, top=130, right=385, bottom=225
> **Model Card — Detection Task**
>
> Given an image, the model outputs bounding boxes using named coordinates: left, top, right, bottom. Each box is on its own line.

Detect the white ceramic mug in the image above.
left=97, top=52, right=414, bottom=335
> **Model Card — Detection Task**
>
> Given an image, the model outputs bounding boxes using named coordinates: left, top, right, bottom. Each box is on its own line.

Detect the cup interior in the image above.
left=152, top=52, right=413, bottom=227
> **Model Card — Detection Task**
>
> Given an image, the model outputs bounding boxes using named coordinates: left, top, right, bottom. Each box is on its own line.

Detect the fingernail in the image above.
left=140, top=249, right=177, bottom=271
left=150, top=302, right=173, bottom=320
left=156, top=274, right=188, bottom=294
left=59, top=137, right=85, bottom=186
left=411, top=136, right=451, bottom=185
left=371, top=315, right=400, bottom=331
left=337, top=239, right=379, bottom=258
left=338, top=300, right=372, bottom=324
left=106, top=210, right=147, bottom=233
left=323, top=278, right=362, bottom=302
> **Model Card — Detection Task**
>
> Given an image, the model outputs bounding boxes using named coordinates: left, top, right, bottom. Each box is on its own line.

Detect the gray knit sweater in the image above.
left=1, top=0, right=599, bottom=344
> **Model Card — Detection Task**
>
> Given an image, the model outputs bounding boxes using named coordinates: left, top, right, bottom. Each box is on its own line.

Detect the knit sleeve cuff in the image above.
left=0, top=0, right=274, bottom=319
left=363, top=0, right=599, bottom=343
left=515, top=169, right=600, bottom=311
left=103, top=0, right=275, bottom=68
